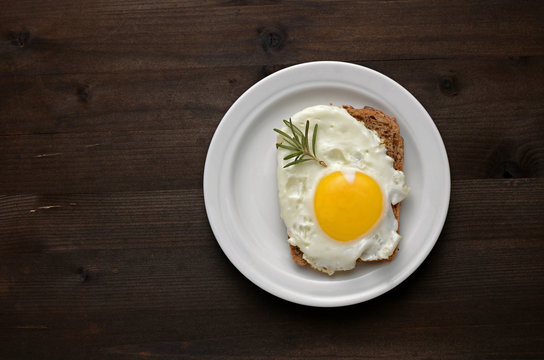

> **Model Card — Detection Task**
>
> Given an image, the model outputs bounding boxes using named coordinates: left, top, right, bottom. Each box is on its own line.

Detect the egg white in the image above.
left=276, top=105, right=410, bottom=275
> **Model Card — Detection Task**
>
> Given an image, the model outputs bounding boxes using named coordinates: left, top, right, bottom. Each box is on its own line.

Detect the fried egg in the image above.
left=276, top=105, right=410, bottom=275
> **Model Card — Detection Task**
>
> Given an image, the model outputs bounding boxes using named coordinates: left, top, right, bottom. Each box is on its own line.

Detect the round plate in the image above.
left=204, top=61, right=450, bottom=307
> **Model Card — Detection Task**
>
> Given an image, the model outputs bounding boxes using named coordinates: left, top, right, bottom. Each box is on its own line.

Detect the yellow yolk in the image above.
left=314, top=171, right=383, bottom=242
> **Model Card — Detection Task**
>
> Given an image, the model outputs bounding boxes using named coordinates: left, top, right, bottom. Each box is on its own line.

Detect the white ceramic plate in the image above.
left=204, top=61, right=450, bottom=307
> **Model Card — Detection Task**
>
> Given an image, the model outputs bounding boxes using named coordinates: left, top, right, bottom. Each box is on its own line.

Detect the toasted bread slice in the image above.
left=289, top=105, right=404, bottom=266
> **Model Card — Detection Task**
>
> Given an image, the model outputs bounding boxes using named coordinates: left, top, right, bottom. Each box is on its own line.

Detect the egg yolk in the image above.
left=314, top=171, right=383, bottom=242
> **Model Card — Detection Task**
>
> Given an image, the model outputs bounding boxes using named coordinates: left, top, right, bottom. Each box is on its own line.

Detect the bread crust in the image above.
left=289, top=105, right=404, bottom=267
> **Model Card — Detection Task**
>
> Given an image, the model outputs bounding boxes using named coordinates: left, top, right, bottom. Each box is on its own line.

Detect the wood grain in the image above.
left=2, top=1, right=543, bottom=76
left=1, top=179, right=543, bottom=359
left=1, top=58, right=543, bottom=194
left=1, top=0, right=543, bottom=359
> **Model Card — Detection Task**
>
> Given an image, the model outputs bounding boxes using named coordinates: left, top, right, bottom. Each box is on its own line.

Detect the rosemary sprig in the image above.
left=274, top=118, right=327, bottom=168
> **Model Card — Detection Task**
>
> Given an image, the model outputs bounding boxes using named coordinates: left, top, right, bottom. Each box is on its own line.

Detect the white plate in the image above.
left=204, top=61, right=450, bottom=307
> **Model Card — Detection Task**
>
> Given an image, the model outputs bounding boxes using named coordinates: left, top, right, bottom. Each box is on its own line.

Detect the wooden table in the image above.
left=1, top=1, right=543, bottom=359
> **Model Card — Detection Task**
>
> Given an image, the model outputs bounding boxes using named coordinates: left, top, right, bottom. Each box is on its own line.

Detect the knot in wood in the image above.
left=8, top=27, right=30, bottom=47
left=439, top=76, right=458, bottom=97
left=258, top=26, right=287, bottom=52
left=487, top=145, right=536, bottom=179
left=77, top=267, right=92, bottom=282
left=265, top=32, right=282, bottom=48
left=76, top=84, right=91, bottom=103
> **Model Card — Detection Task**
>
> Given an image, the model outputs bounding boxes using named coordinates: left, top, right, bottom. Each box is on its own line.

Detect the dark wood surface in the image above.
left=1, top=1, right=543, bottom=359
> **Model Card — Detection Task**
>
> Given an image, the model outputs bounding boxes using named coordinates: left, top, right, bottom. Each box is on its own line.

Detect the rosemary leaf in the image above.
left=273, top=128, right=292, bottom=139
left=283, top=151, right=303, bottom=160
left=312, top=124, right=317, bottom=156
left=284, top=158, right=312, bottom=168
left=304, top=120, right=310, bottom=151
left=283, top=119, right=301, bottom=145
left=274, top=129, right=291, bottom=139
left=291, top=119, right=304, bottom=138
left=273, top=129, right=299, bottom=148
left=273, top=119, right=327, bottom=168
left=277, top=143, right=299, bottom=151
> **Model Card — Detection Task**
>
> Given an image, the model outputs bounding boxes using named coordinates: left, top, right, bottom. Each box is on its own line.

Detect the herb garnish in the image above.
left=274, top=119, right=327, bottom=168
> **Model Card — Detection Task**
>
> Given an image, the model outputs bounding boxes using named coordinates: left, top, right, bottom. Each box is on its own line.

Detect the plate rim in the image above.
left=204, top=61, right=450, bottom=307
